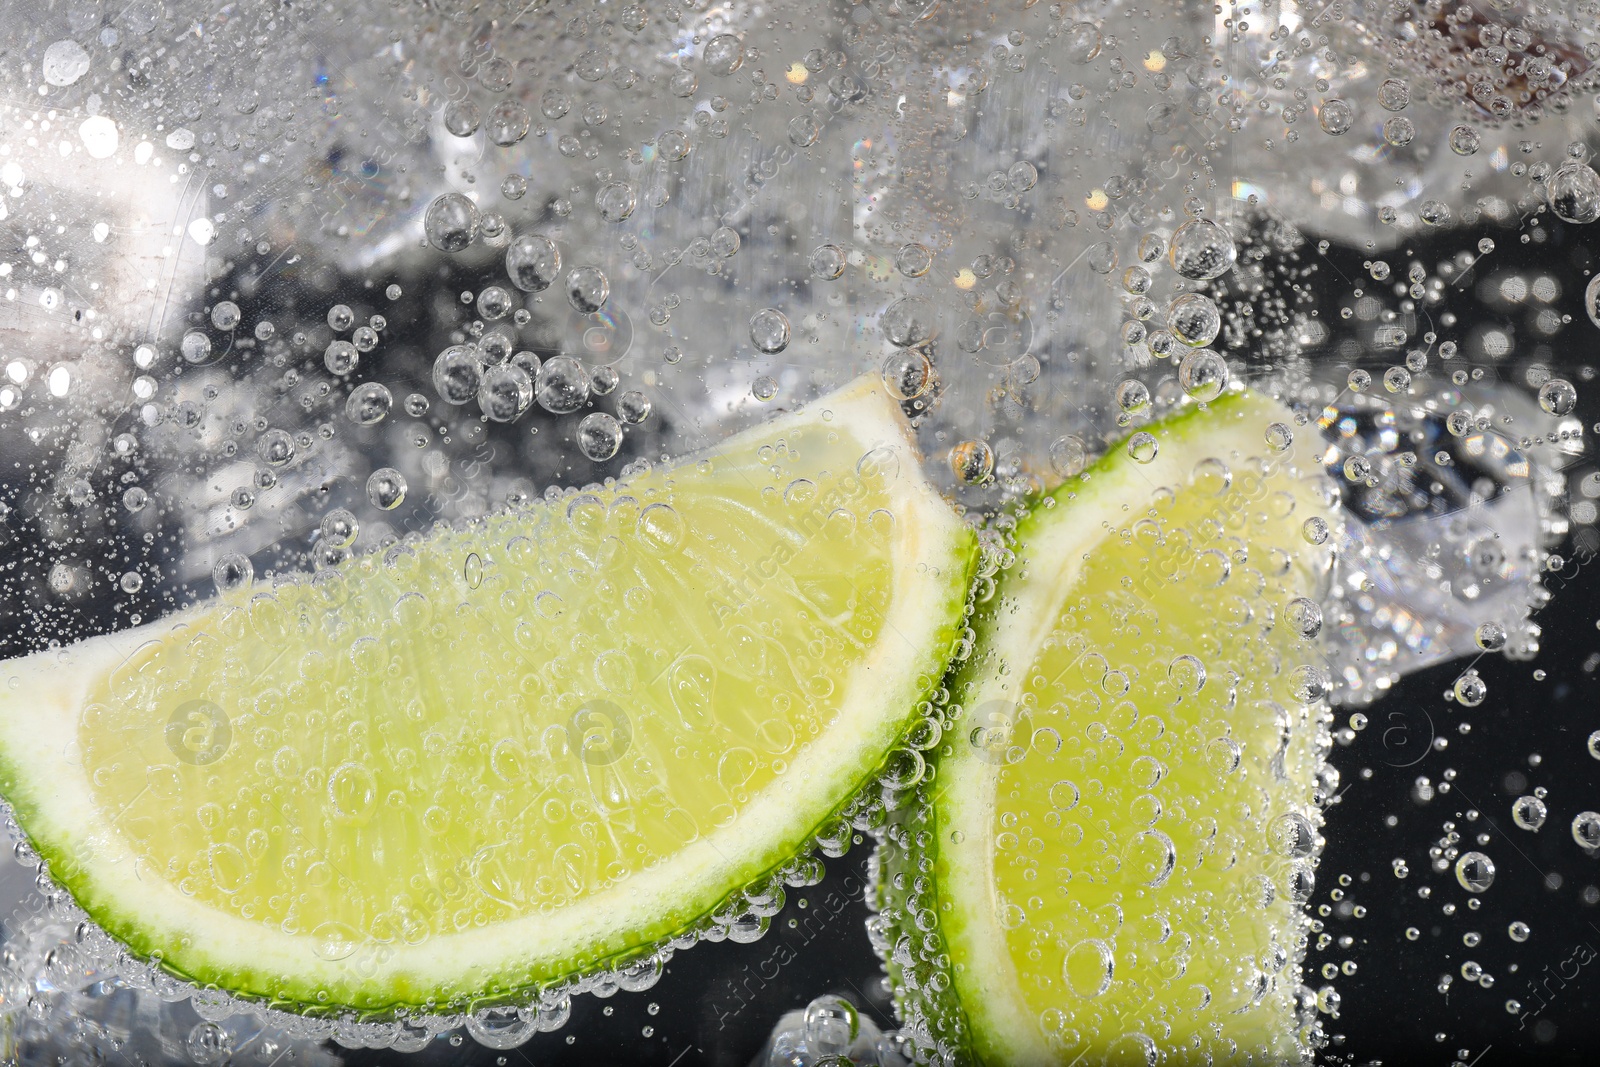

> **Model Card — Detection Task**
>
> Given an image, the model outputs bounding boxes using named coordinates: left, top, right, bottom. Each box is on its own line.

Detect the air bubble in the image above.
left=346, top=382, right=393, bottom=426
left=1050, top=435, right=1089, bottom=478
left=1317, top=98, right=1354, bottom=135
left=883, top=350, right=933, bottom=400
left=320, top=509, right=359, bottom=549
left=1574, top=811, right=1600, bottom=850
left=1178, top=350, right=1228, bottom=402
left=210, top=301, right=240, bottom=330
left=949, top=440, right=994, bottom=484
left=1474, top=622, right=1507, bottom=652
left=749, top=308, right=792, bottom=354
left=433, top=345, right=485, bottom=406
left=895, top=243, right=933, bottom=278
left=424, top=193, right=480, bottom=253
left=704, top=34, right=745, bottom=76
left=1538, top=378, right=1577, bottom=416
left=1168, top=293, right=1221, bottom=347
left=577, top=412, right=623, bottom=461
left=565, top=267, right=610, bottom=313
left=444, top=99, right=481, bottom=137
left=803, top=995, right=858, bottom=1056
left=1286, top=597, right=1323, bottom=638
left=1511, top=795, right=1547, bottom=832
left=535, top=356, right=591, bottom=414
left=1454, top=852, right=1495, bottom=893
left=1168, top=218, right=1236, bottom=280
left=212, top=553, right=253, bottom=593
left=478, top=365, right=534, bottom=422
left=366, top=468, right=408, bottom=511
left=1453, top=671, right=1487, bottom=707
left=1548, top=163, right=1600, bottom=225
left=810, top=244, right=847, bottom=280
left=618, top=390, right=653, bottom=424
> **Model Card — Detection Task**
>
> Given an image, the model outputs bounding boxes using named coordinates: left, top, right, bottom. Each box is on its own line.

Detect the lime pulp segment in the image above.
left=0, top=375, right=975, bottom=1013
left=877, top=390, right=1336, bottom=1065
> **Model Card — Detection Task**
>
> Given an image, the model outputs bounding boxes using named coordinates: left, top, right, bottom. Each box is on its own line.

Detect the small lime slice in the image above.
left=877, top=390, right=1335, bottom=1064
left=0, top=375, right=975, bottom=1013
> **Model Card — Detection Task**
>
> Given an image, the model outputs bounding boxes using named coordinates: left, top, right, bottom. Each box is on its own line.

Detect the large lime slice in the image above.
left=876, top=390, right=1336, bottom=1065
left=0, top=376, right=975, bottom=1013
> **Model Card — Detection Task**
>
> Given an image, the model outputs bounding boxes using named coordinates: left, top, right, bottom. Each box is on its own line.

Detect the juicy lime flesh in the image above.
left=18, top=381, right=974, bottom=1011
left=929, top=395, right=1332, bottom=1065
left=987, top=481, right=1319, bottom=1057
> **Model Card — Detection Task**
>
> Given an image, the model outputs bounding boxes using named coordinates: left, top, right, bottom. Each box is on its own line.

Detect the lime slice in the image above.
left=0, top=375, right=975, bottom=1014
left=876, top=390, right=1335, bottom=1064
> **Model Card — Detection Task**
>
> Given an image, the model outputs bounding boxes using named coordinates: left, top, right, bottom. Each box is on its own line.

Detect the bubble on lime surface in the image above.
left=1286, top=596, right=1323, bottom=638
